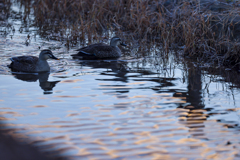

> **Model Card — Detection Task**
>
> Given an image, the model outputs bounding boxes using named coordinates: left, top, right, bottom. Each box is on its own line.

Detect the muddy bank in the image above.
left=0, top=121, right=68, bottom=160
left=0, top=131, right=55, bottom=160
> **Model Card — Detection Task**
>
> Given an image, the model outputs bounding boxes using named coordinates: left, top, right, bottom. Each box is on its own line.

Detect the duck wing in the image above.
left=11, top=56, right=38, bottom=64
left=73, top=45, right=118, bottom=59
left=75, top=43, right=106, bottom=51
left=9, top=56, right=38, bottom=72
left=72, top=43, right=108, bottom=57
left=90, top=46, right=118, bottom=58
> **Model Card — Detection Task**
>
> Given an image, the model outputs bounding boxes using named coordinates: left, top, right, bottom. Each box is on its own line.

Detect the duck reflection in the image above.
left=12, top=72, right=60, bottom=94
left=78, top=60, right=129, bottom=82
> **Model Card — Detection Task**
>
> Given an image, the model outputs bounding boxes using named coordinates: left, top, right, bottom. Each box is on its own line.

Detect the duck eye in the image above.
left=48, top=54, right=53, bottom=58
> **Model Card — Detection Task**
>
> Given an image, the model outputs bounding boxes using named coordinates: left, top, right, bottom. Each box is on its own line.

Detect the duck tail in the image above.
left=8, top=63, right=13, bottom=68
left=71, top=50, right=92, bottom=57
left=78, top=50, right=92, bottom=55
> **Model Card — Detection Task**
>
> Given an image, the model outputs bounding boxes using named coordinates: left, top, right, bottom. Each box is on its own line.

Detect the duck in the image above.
left=8, top=49, right=59, bottom=73
left=71, top=36, right=126, bottom=59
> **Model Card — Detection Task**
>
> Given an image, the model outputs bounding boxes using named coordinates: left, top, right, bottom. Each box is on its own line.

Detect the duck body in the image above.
left=71, top=36, right=126, bottom=59
left=9, top=49, right=59, bottom=73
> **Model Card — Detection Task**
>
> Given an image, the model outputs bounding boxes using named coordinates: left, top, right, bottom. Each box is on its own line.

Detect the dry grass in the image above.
left=14, top=0, right=240, bottom=68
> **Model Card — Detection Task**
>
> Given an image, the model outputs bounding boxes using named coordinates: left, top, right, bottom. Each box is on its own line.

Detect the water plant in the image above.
left=10, top=0, right=240, bottom=68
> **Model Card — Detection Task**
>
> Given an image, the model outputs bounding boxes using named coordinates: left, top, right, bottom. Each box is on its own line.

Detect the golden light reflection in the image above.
left=0, top=111, right=23, bottom=117
left=176, top=108, right=190, bottom=112
left=190, top=109, right=207, bottom=112
left=176, top=138, right=201, bottom=144
left=0, top=117, right=16, bottom=120
left=119, top=111, right=129, bottom=115
left=52, top=72, right=68, bottom=76
left=16, top=93, right=27, bottom=95
left=151, top=154, right=171, bottom=160
left=26, top=130, right=45, bottom=134
left=76, top=149, right=91, bottom=156
left=114, top=126, right=153, bottom=131
left=226, top=108, right=240, bottom=111
left=94, top=139, right=105, bottom=145
left=135, top=138, right=159, bottom=145
left=44, top=135, right=69, bottom=141
left=177, top=112, right=188, bottom=116
left=134, top=131, right=151, bottom=136
left=31, top=105, right=48, bottom=108
left=0, top=63, right=239, bottom=160
left=51, top=121, right=76, bottom=124
left=178, top=117, right=187, bottom=120
left=51, top=100, right=64, bottom=102
left=0, top=107, right=11, bottom=109
left=164, top=97, right=187, bottom=100
left=146, top=145, right=168, bottom=151
left=107, top=151, right=119, bottom=159
left=94, top=114, right=113, bottom=117
left=184, top=106, right=195, bottom=109
left=127, top=82, right=146, bottom=85
left=181, top=121, right=205, bottom=126
left=129, top=95, right=148, bottom=99
left=151, top=105, right=162, bottom=108
left=163, top=100, right=187, bottom=104
left=66, top=113, right=81, bottom=117
left=175, top=92, right=183, bottom=95
left=60, top=79, right=83, bottom=83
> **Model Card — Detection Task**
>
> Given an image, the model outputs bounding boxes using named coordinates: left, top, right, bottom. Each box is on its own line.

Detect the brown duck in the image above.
left=9, top=49, right=59, bottom=72
left=71, top=36, right=126, bottom=59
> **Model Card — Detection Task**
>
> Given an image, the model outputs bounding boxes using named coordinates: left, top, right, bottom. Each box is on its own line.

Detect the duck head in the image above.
left=39, top=49, right=59, bottom=60
left=110, top=36, right=127, bottom=47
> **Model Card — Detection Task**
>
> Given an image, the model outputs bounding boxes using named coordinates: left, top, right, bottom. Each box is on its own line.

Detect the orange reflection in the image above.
left=31, top=105, right=48, bottom=108
left=60, top=79, right=83, bottom=83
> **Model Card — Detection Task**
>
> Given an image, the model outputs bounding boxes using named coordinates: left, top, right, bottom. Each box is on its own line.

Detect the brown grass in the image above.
left=15, top=0, right=240, bottom=68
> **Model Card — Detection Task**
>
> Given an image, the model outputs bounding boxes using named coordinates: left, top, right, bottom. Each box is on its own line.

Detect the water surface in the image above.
left=0, top=1, right=240, bottom=160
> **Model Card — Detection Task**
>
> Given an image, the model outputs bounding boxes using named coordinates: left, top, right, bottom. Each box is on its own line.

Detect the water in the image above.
left=1, top=1, right=240, bottom=160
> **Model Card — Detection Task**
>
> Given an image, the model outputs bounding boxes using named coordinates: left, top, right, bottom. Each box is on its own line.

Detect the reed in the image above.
left=17, top=0, right=240, bottom=68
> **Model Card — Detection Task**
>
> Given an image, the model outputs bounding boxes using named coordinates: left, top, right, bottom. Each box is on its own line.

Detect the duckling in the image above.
left=9, top=49, right=59, bottom=72
left=71, top=36, right=126, bottom=59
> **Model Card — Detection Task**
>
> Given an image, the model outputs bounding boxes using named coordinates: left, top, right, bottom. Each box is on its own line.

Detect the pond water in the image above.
left=1, top=1, right=240, bottom=160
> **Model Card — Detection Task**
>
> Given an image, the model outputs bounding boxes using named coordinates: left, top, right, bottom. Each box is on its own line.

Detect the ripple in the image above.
left=1, top=17, right=240, bottom=160
left=60, top=79, right=83, bottom=83
left=31, top=105, right=48, bottom=108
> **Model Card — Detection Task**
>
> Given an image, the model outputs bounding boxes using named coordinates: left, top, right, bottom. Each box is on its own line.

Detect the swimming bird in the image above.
left=71, top=36, right=126, bottom=59
left=8, top=49, right=59, bottom=72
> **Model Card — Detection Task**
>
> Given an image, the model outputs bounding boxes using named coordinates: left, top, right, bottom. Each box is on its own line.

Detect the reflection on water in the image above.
left=78, top=60, right=129, bottom=81
left=11, top=72, right=60, bottom=94
left=1, top=57, right=240, bottom=159
left=0, top=1, right=240, bottom=160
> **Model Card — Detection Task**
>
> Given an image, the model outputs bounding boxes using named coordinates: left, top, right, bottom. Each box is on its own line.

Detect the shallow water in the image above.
left=1, top=1, right=240, bottom=160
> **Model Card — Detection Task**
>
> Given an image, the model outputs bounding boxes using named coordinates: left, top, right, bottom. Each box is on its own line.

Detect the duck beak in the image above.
left=51, top=55, right=60, bottom=60
left=120, top=42, right=127, bottom=46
